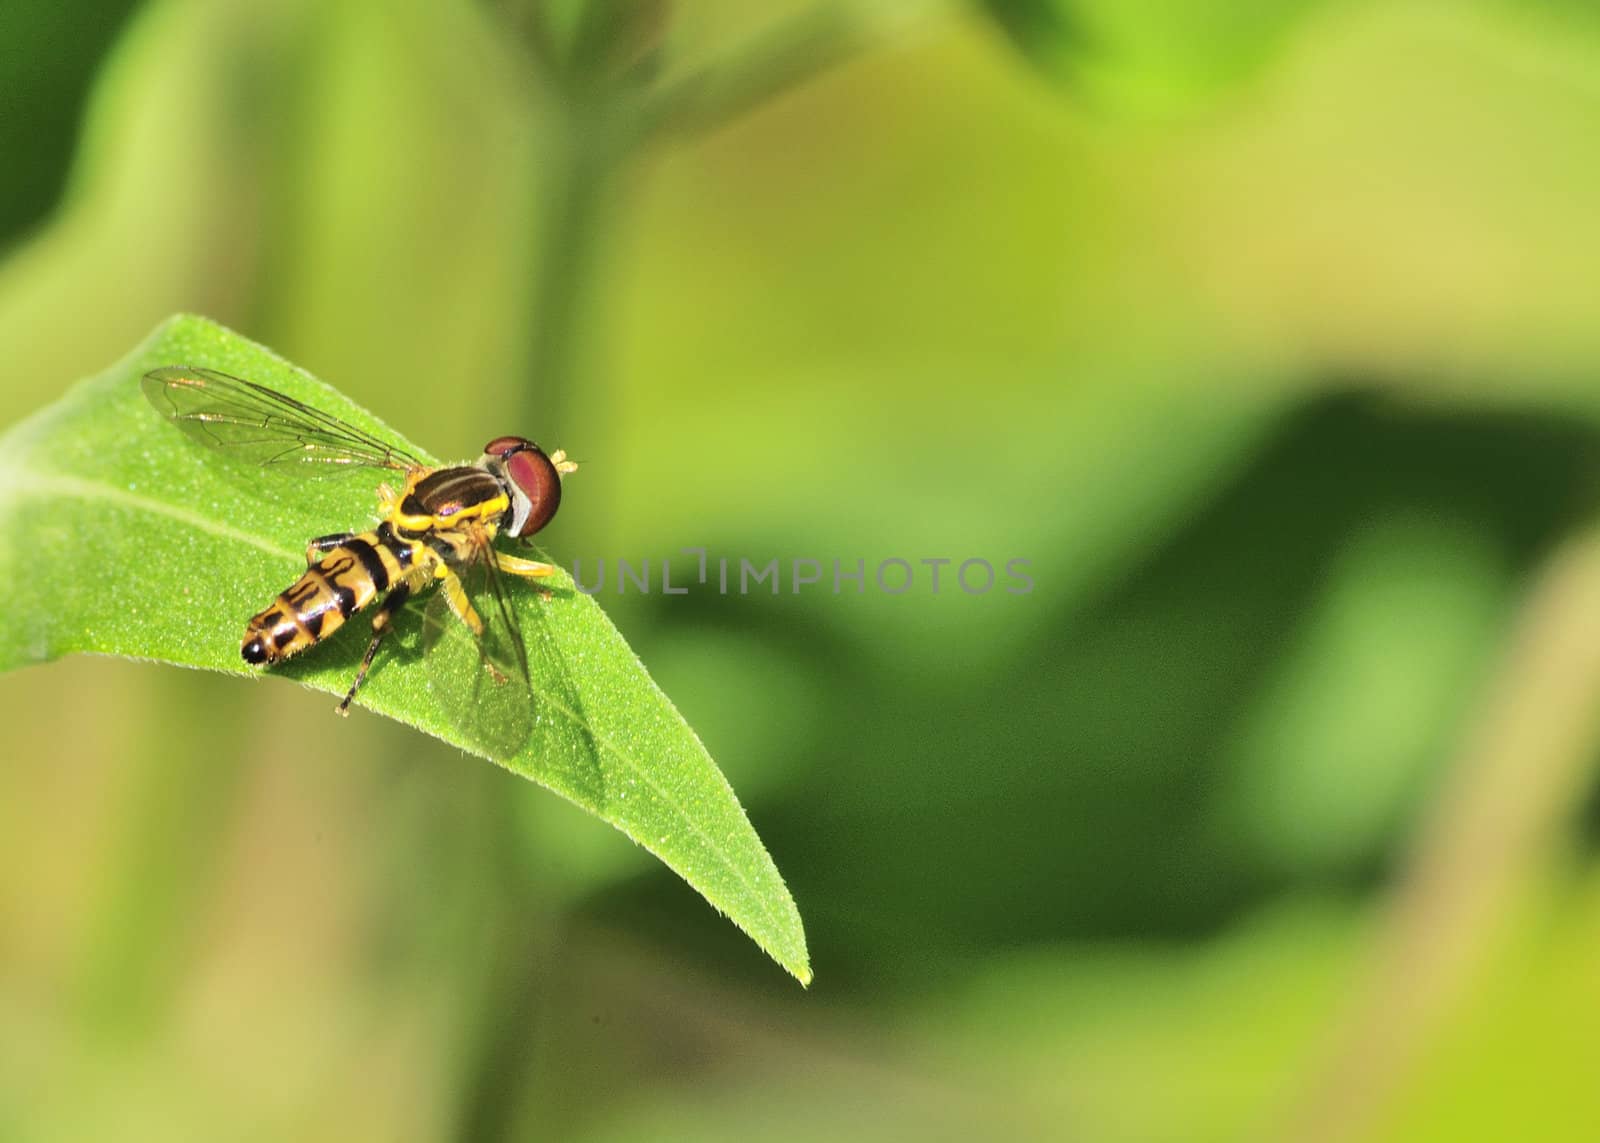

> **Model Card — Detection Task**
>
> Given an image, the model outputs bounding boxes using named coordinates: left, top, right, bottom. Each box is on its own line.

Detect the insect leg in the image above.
left=305, top=532, right=357, bottom=566
left=436, top=565, right=516, bottom=683
left=335, top=570, right=424, bottom=715
left=495, top=552, right=557, bottom=579
left=434, top=565, right=483, bottom=635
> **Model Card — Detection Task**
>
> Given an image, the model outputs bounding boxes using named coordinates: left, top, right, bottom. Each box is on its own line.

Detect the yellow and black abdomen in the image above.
left=242, top=525, right=418, bottom=665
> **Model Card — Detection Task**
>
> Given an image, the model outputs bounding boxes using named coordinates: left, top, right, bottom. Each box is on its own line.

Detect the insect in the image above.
left=141, top=365, right=577, bottom=747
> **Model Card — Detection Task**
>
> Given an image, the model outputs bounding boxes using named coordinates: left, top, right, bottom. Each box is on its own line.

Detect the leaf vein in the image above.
left=0, top=467, right=299, bottom=561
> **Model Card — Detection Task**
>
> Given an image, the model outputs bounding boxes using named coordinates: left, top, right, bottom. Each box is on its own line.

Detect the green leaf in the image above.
left=0, top=314, right=810, bottom=985
left=974, top=0, right=1334, bottom=114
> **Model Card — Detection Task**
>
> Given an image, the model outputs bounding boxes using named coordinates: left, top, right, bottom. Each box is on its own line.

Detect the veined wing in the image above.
left=423, top=525, right=535, bottom=759
left=142, top=365, right=424, bottom=472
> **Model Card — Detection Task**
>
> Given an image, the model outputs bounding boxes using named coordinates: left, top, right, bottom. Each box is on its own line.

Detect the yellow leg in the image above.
left=437, top=565, right=485, bottom=636
left=436, top=564, right=517, bottom=683
left=496, top=552, right=557, bottom=579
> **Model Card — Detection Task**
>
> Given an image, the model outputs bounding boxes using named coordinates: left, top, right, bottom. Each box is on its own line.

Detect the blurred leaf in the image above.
left=976, top=0, right=1333, bottom=112
left=700, top=394, right=1600, bottom=993
left=645, top=3, right=893, bottom=139
left=972, top=0, right=1091, bottom=84
left=1218, top=511, right=1507, bottom=875
left=1095, top=0, right=1334, bottom=111
left=0, top=314, right=810, bottom=985
left=0, top=0, right=143, bottom=250
left=520, top=0, right=670, bottom=91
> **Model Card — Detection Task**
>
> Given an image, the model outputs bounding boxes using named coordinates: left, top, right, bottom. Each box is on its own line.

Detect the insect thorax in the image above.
left=395, top=466, right=509, bottom=537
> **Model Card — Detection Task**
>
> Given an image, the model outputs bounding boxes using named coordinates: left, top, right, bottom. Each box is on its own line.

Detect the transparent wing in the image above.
left=142, top=365, right=424, bottom=472
left=422, top=527, right=535, bottom=759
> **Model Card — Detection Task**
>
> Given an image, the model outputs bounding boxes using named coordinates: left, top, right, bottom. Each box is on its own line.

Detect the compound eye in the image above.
left=503, top=445, right=562, bottom=536
left=483, top=435, right=533, bottom=459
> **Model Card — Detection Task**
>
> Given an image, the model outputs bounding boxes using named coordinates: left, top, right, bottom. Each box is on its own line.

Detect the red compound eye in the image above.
left=493, top=440, right=562, bottom=537
left=483, top=435, right=532, bottom=459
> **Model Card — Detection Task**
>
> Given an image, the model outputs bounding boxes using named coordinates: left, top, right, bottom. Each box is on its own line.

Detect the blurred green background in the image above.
left=6, top=1, right=1600, bottom=1139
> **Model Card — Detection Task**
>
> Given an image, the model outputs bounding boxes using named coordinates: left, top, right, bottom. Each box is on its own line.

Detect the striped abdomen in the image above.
left=242, top=526, right=420, bottom=665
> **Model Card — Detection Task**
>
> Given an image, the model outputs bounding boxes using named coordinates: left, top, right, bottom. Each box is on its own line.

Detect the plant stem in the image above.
left=455, top=67, right=624, bottom=1143
left=456, top=3, right=954, bottom=1130
left=1277, top=522, right=1600, bottom=1143
left=517, top=100, right=620, bottom=438
left=642, top=2, right=949, bottom=142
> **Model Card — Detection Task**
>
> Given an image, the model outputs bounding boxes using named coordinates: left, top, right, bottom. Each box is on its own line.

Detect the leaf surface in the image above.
left=0, top=314, right=810, bottom=984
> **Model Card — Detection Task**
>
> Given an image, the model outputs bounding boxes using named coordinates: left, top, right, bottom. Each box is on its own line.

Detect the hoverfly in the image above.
left=142, top=366, right=577, bottom=751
